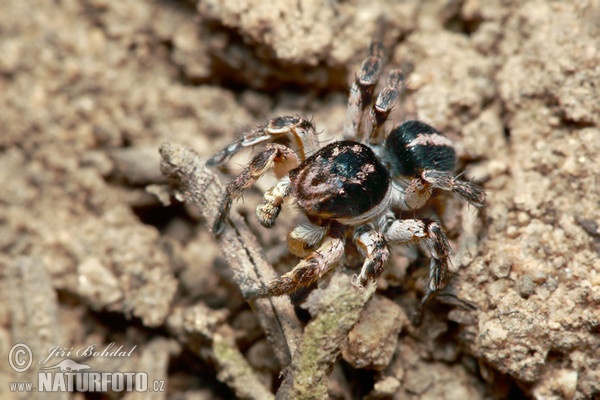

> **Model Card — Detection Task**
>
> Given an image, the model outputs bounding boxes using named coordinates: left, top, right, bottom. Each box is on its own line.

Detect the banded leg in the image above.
left=366, top=69, right=405, bottom=144
left=353, top=226, right=389, bottom=287
left=256, top=177, right=292, bottom=228
left=207, top=115, right=320, bottom=166
left=213, top=144, right=298, bottom=235
left=385, top=219, right=453, bottom=303
left=421, top=170, right=486, bottom=208
left=402, top=176, right=433, bottom=210
left=286, top=221, right=328, bottom=257
left=396, top=171, right=485, bottom=211
left=253, top=234, right=345, bottom=297
left=343, top=32, right=384, bottom=140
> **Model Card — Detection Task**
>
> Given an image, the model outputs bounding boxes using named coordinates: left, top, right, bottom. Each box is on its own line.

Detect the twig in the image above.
left=158, top=142, right=302, bottom=367
left=276, top=272, right=376, bottom=400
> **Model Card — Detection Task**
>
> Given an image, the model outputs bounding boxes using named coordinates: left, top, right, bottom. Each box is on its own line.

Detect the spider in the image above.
left=207, top=32, right=485, bottom=303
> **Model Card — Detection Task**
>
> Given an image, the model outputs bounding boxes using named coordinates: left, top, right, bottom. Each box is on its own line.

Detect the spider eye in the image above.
left=289, top=141, right=390, bottom=219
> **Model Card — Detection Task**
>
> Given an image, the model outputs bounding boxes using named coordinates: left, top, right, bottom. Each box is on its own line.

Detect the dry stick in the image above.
left=158, top=142, right=302, bottom=367
left=276, top=272, right=377, bottom=400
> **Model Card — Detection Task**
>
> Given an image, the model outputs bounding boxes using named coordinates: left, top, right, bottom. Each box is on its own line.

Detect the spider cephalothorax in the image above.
left=208, top=31, right=485, bottom=303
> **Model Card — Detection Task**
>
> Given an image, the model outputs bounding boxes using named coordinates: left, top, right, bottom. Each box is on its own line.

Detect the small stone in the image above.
left=342, top=295, right=407, bottom=370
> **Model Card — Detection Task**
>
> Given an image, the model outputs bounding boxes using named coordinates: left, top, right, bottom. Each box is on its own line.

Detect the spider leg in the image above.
left=253, top=233, right=345, bottom=297
left=207, top=115, right=319, bottom=166
left=366, top=69, right=405, bottom=145
left=394, top=170, right=485, bottom=210
left=286, top=221, right=328, bottom=257
left=401, top=175, right=434, bottom=210
left=213, top=143, right=299, bottom=235
left=421, top=170, right=486, bottom=208
left=343, top=33, right=383, bottom=141
left=256, top=176, right=292, bottom=228
left=353, top=225, right=389, bottom=287
left=385, top=218, right=453, bottom=303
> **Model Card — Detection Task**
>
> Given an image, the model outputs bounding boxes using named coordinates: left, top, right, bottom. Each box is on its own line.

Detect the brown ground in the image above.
left=1, top=0, right=598, bottom=399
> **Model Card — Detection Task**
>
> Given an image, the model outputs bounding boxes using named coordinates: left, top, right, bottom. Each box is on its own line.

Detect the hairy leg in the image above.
left=385, top=218, right=453, bottom=303
left=365, top=69, right=405, bottom=144
left=343, top=33, right=383, bottom=140
left=253, top=234, right=345, bottom=297
left=286, top=221, right=328, bottom=257
left=396, top=170, right=485, bottom=211
left=353, top=225, right=389, bottom=287
left=213, top=143, right=298, bottom=235
left=256, top=176, right=292, bottom=228
left=421, top=170, right=486, bottom=208
left=207, top=115, right=319, bottom=166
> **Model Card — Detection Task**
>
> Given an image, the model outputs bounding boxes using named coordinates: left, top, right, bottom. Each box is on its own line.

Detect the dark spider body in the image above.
left=290, top=141, right=390, bottom=220
left=385, top=120, right=456, bottom=177
left=208, top=29, right=485, bottom=302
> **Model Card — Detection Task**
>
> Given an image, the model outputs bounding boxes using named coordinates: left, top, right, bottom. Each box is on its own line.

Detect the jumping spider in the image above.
left=207, top=34, right=485, bottom=303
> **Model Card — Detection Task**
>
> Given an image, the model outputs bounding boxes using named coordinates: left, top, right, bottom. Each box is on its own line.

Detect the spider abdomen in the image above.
left=385, top=120, right=456, bottom=177
left=289, top=141, right=390, bottom=220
